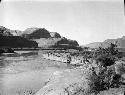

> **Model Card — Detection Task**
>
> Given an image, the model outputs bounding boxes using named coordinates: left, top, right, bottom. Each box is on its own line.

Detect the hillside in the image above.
left=0, top=26, right=38, bottom=48
left=21, top=27, right=79, bottom=48
left=0, top=36, right=38, bottom=48
left=85, top=36, right=125, bottom=48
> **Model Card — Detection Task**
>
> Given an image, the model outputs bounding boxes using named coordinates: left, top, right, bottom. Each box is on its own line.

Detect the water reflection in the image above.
left=0, top=59, right=5, bottom=68
left=0, top=51, right=38, bottom=68
left=0, top=56, right=10, bottom=69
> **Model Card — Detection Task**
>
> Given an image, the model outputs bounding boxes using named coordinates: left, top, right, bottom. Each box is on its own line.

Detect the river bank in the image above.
left=0, top=50, right=125, bottom=95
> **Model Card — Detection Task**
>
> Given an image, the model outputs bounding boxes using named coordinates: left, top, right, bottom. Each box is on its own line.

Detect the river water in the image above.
left=0, top=51, right=67, bottom=95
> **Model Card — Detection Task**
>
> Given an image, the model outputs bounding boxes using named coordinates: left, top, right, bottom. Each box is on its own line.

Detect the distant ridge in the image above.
left=85, top=36, right=125, bottom=48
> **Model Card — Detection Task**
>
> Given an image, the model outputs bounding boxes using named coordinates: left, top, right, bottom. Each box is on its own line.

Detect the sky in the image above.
left=0, top=0, right=124, bottom=45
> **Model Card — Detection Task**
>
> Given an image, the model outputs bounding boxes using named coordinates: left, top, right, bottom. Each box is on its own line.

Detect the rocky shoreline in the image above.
left=0, top=47, right=15, bottom=54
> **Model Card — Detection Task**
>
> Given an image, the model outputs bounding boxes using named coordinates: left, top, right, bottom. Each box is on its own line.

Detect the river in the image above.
left=0, top=50, right=67, bottom=95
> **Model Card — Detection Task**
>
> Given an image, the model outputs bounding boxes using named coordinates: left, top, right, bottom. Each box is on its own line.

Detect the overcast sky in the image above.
left=0, top=0, right=124, bottom=45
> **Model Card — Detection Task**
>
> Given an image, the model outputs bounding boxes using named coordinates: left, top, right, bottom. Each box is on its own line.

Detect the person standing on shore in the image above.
left=67, top=54, right=72, bottom=65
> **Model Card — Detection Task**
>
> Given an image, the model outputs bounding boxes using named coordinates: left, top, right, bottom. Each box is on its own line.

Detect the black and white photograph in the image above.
left=0, top=0, right=125, bottom=95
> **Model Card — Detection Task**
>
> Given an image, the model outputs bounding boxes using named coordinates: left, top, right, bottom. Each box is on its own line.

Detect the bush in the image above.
left=95, top=54, right=115, bottom=67
left=92, top=43, right=121, bottom=67
left=93, top=43, right=119, bottom=57
left=89, top=68, right=111, bottom=92
left=89, top=64, right=121, bottom=93
left=81, top=43, right=122, bottom=94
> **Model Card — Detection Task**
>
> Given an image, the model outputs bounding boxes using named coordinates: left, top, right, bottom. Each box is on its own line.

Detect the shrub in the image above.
left=80, top=43, right=123, bottom=93
left=95, top=54, right=115, bottom=67
left=89, top=64, right=121, bottom=93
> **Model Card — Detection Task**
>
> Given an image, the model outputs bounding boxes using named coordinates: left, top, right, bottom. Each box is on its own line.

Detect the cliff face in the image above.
left=85, top=36, right=125, bottom=48
left=0, top=26, right=79, bottom=49
left=34, top=38, right=79, bottom=49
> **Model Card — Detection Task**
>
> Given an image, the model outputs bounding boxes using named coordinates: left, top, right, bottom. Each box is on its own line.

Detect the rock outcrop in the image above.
left=22, top=28, right=51, bottom=39
left=50, top=32, right=61, bottom=38
left=0, top=26, right=22, bottom=36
